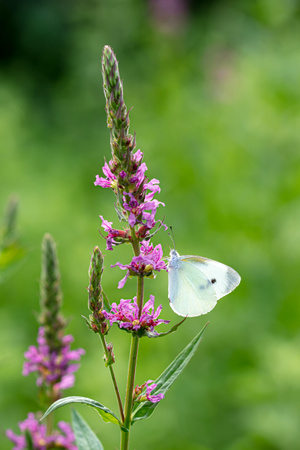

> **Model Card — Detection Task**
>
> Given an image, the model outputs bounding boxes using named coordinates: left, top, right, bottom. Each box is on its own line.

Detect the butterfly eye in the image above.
left=211, top=278, right=216, bottom=284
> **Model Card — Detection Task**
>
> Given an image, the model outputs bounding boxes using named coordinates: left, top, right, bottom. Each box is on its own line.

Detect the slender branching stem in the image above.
left=99, top=333, right=124, bottom=423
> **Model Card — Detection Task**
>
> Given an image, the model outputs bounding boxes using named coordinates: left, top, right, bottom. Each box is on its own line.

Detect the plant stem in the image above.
left=46, top=409, right=54, bottom=436
left=130, top=225, right=140, bottom=257
left=120, top=334, right=139, bottom=450
left=99, top=333, right=124, bottom=423
left=120, top=229, right=144, bottom=449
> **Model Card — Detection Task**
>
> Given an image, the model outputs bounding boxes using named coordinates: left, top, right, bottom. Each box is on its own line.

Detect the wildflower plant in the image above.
left=6, top=234, right=84, bottom=449
left=40, top=46, right=213, bottom=450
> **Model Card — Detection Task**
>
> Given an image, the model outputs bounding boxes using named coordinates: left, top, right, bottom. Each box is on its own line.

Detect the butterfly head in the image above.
left=168, top=249, right=180, bottom=267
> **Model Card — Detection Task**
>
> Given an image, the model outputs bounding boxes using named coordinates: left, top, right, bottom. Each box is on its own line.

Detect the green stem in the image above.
left=46, top=409, right=54, bottom=436
left=120, top=228, right=144, bottom=449
left=136, top=274, right=144, bottom=318
left=130, top=225, right=140, bottom=257
left=120, top=334, right=139, bottom=450
left=99, top=333, right=124, bottom=423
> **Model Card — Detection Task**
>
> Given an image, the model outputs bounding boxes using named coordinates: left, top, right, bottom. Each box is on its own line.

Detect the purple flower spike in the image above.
left=23, top=327, right=85, bottom=394
left=6, top=413, right=77, bottom=450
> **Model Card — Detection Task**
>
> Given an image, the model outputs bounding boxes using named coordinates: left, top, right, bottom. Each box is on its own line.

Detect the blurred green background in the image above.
left=1, top=0, right=300, bottom=449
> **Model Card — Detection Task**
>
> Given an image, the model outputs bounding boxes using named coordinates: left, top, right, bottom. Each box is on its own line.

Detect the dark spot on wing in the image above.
left=211, top=278, right=216, bottom=284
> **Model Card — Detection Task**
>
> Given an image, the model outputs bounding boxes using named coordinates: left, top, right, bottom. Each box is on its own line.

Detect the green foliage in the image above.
left=42, top=396, right=122, bottom=428
left=144, top=316, right=186, bottom=338
left=72, top=409, right=104, bottom=450
left=132, top=323, right=208, bottom=423
left=2, top=1, right=300, bottom=449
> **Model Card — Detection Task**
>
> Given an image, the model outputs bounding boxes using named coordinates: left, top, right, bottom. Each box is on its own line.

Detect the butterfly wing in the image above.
left=168, top=258, right=218, bottom=317
left=168, top=255, right=241, bottom=317
left=182, top=256, right=241, bottom=300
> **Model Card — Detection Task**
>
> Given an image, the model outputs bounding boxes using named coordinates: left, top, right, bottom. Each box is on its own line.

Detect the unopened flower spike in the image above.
left=101, top=45, right=134, bottom=175
left=86, top=246, right=110, bottom=334
left=102, top=45, right=129, bottom=138
left=39, top=233, right=66, bottom=351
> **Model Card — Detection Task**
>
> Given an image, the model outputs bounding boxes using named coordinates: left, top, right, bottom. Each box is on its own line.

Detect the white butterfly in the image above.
left=168, top=249, right=241, bottom=317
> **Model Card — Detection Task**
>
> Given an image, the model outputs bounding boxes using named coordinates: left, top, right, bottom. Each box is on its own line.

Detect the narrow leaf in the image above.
left=102, top=288, right=111, bottom=312
left=144, top=317, right=187, bottom=338
left=41, top=396, right=121, bottom=427
left=131, top=322, right=209, bottom=423
left=72, top=409, right=104, bottom=450
left=24, top=429, right=34, bottom=450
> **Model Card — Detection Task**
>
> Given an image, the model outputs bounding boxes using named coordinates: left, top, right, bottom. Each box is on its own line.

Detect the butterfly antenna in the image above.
left=168, top=225, right=176, bottom=250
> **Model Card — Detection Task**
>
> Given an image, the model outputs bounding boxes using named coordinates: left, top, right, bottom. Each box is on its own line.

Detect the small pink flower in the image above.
left=103, top=295, right=169, bottom=332
left=145, top=380, right=164, bottom=403
left=134, top=380, right=164, bottom=404
left=99, top=215, right=131, bottom=250
left=112, top=241, right=167, bottom=288
left=94, top=161, right=116, bottom=188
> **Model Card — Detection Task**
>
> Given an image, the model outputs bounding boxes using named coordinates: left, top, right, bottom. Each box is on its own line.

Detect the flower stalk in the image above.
left=39, top=234, right=66, bottom=351
left=87, top=246, right=125, bottom=422
left=7, top=234, right=84, bottom=449
left=121, top=333, right=139, bottom=448
left=94, top=45, right=167, bottom=449
left=99, top=333, right=124, bottom=423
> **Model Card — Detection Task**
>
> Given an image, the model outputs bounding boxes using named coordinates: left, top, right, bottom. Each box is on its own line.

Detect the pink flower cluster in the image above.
left=112, top=240, right=167, bottom=288
left=23, top=327, right=85, bottom=393
left=134, top=380, right=164, bottom=404
left=103, top=295, right=169, bottom=333
left=6, top=413, right=77, bottom=450
left=95, top=149, right=166, bottom=251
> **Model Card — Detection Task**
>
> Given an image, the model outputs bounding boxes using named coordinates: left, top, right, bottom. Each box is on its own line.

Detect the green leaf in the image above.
left=102, top=288, right=111, bottom=312
left=41, top=396, right=121, bottom=427
left=24, top=429, right=34, bottom=450
left=131, top=322, right=209, bottom=423
left=144, top=317, right=187, bottom=338
left=72, top=409, right=104, bottom=450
